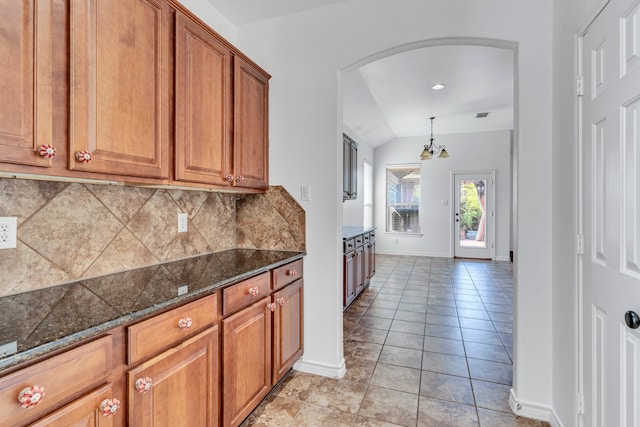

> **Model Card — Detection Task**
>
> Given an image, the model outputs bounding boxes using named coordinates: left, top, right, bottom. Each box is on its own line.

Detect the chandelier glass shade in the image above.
left=420, top=116, right=449, bottom=160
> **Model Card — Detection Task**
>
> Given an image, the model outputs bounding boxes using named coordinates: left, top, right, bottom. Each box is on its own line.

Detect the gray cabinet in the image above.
left=343, top=231, right=375, bottom=309
left=343, top=134, right=357, bottom=200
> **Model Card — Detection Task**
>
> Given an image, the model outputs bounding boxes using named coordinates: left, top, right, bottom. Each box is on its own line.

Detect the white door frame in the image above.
left=450, top=170, right=496, bottom=260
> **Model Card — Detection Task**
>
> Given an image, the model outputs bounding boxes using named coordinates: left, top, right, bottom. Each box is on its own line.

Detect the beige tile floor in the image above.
left=241, top=255, right=550, bottom=427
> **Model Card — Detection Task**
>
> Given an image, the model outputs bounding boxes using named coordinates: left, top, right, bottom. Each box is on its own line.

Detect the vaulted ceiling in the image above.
left=205, top=0, right=515, bottom=148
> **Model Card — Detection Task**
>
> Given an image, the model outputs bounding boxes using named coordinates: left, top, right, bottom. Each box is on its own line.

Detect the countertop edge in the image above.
left=343, top=226, right=376, bottom=240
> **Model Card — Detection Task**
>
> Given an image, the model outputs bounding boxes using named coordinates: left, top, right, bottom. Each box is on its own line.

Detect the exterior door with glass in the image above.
left=454, top=172, right=494, bottom=259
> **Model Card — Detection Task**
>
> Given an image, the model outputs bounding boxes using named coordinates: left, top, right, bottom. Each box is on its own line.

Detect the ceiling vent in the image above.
left=476, top=112, right=490, bottom=118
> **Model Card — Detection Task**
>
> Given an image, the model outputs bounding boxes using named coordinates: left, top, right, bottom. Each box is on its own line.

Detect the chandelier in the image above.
left=420, top=116, right=449, bottom=160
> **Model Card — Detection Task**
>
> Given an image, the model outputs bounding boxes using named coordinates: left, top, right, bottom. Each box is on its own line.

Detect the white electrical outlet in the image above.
left=177, top=213, right=188, bottom=233
left=0, top=217, right=17, bottom=249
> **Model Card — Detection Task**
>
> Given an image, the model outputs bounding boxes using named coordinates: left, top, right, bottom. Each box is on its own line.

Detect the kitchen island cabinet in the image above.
left=343, top=227, right=376, bottom=309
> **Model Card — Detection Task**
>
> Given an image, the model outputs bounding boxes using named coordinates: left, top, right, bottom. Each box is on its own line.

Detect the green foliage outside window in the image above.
left=460, top=182, right=482, bottom=232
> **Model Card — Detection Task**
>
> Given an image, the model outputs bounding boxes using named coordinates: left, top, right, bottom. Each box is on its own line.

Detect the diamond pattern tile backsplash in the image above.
left=0, top=178, right=305, bottom=297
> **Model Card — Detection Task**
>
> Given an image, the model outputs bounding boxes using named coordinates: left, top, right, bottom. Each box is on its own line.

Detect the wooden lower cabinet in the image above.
left=127, top=327, right=219, bottom=427
left=344, top=250, right=356, bottom=307
left=222, top=297, right=272, bottom=427
left=354, top=246, right=365, bottom=296
left=28, top=384, right=117, bottom=427
left=272, top=279, right=304, bottom=383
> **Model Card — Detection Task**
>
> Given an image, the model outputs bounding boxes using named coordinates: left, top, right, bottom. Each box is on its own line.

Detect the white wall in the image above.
left=233, top=0, right=555, bottom=415
left=374, top=130, right=511, bottom=261
left=342, top=127, right=374, bottom=227
left=178, top=0, right=237, bottom=43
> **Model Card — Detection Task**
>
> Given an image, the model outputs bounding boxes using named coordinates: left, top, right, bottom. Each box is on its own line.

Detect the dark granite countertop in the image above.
left=0, top=249, right=304, bottom=371
left=343, top=226, right=376, bottom=240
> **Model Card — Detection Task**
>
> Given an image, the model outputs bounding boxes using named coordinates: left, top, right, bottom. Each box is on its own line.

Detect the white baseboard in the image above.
left=509, top=389, right=564, bottom=427
left=495, top=255, right=511, bottom=262
left=293, top=357, right=346, bottom=379
left=375, top=249, right=451, bottom=258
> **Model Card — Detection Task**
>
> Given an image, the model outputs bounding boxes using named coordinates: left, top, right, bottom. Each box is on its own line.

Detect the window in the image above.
left=363, top=161, right=373, bottom=228
left=386, top=165, right=421, bottom=233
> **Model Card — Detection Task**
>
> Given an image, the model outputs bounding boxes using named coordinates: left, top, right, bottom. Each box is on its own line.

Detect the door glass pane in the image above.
left=458, top=179, right=487, bottom=248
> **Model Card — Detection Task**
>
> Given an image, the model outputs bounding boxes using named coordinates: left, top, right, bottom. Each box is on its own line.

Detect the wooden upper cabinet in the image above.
left=0, top=0, right=55, bottom=168
left=233, top=56, right=269, bottom=190
left=174, top=12, right=233, bottom=186
left=69, top=0, right=170, bottom=179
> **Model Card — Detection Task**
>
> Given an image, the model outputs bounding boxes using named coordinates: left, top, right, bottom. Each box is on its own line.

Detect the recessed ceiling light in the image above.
left=431, top=83, right=445, bottom=91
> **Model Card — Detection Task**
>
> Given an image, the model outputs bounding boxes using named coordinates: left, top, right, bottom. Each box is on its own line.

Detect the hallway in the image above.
left=242, top=255, right=548, bottom=426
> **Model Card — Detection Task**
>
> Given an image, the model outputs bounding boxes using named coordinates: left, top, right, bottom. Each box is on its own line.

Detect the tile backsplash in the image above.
left=0, top=178, right=305, bottom=297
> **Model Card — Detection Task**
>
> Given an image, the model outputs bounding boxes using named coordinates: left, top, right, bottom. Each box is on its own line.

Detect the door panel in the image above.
left=580, top=1, right=640, bottom=425
left=453, top=172, right=494, bottom=259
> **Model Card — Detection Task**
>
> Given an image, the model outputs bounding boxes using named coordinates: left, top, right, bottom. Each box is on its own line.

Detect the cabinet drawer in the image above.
left=0, top=336, right=112, bottom=427
left=128, top=293, right=217, bottom=365
left=344, top=238, right=356, bottom=253
left=272, top=259, right=303, bottom=291
left=222, top=272, right=270, bottom=316
left=363, top=233, right=370, bottom=243
left=354, top=234, right=365, bottom=248
left=369, top=231, right=376, bottom=241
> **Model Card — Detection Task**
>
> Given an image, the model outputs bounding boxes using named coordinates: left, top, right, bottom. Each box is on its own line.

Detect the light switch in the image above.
left=301, top=185, right=311, bottom=201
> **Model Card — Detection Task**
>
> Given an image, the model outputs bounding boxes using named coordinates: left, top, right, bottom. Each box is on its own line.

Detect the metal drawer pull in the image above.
left=100, top=398, right=120, bottom=417
left=135, top=377, right=153, bottom=394
left=248, top=287, right=259, bottom=296
left=18, top=385, right=45, bottom=409
left=178, top=317, right=193, bottom=330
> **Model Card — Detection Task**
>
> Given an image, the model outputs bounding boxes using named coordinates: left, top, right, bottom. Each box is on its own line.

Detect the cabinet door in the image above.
left=223, top=297, right=271, bottom=427
left=344, top=251, right=356, bottom=307
left=175, top=12, right=233, bottom=185
left=363, top=242, right=371, bottom=287
left=28, top=384, right=118, bottom=427
left=273, top=279, right=303, bottom=383
left=369, top=241, right=376, bottom=279
left=343, top=136, right=351, bottom=199
left=69, top=0, right=170, bottom=179
left=0, top=0, right=54, bottom=168
left=354, top=246, right=364, bottom=296
left=128, top=328, right=219, bottom=427
left=349, top=138, right=358, bottom=198
left=233, top=56, right=269, bottom=190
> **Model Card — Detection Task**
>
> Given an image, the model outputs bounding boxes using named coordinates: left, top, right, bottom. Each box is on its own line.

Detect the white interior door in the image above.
left=580, top=0, right=640, bottom=425
left=453, top=172, right=494, bottom=259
